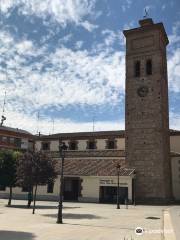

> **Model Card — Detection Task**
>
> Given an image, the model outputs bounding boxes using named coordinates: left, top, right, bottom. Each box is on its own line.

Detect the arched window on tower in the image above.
left=134, top=60, right=140, bottom=77
left=146, top=59, right=152, bottom=75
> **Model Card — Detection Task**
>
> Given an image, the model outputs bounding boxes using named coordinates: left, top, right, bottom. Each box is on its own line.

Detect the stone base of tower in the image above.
left=132, top=174, right=174, bottom=205
left=134, top=197, right=174, bottom=205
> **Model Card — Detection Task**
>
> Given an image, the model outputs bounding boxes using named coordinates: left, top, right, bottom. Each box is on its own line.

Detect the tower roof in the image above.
left=123, top=18, right=169, bottom=45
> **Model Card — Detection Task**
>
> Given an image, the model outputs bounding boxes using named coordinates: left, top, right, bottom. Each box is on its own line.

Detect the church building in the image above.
left=0, top=18, right=180, bottom=204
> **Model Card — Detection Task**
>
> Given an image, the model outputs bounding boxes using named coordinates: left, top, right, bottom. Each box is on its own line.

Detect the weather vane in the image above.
left=143, top=8, right=149, bottom=18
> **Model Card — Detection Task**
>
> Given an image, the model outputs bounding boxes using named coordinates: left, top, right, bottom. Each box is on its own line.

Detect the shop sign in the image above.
left=99, top=179, right=128, bottom=186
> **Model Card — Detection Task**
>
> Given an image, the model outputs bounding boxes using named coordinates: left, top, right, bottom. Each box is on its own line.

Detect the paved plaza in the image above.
left=0, top=199, right=179, bottom=240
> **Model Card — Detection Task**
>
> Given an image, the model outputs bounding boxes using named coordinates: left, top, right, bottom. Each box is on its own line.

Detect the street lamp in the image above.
left=57, top=142, right=68, bottom=224
left=116, top=163, right=121, bottom=209
left=133, top=171, right=136, bottom=206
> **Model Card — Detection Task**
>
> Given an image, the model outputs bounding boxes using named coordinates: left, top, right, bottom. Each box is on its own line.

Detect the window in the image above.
left=69, top=141, right=78, bottom=150
left=146, top=59, right=152, bottom=75
left=87, top=141, right=96, bottom=150
left=47, top=181, right=54, bottom=193
left=134, top=60, right=140, bottom=77
left=0, top=185, right=6, bottom=191
left=41, top=142, right=50, bottom=151
left=107, top=140, right=116, bottom=149
left=10, top=138, right=14, bottom=144
left=2, top=136, right=7, bottom=143
left=14, top=138, right=21, bottom=148
left=22, top=186, right=29, bottom=192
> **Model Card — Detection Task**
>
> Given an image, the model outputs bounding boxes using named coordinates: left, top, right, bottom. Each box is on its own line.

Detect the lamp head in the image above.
left=59, top=142, right=68, bottom=151
left=116, top=163, right=121, bottom=169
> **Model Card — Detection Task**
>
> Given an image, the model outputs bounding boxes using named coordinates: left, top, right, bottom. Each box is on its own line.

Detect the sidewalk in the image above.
left=168, top=206, right=180, bottom=240
left=0, top=199, right=172, bottom=240
left=163, top=209, right=176, bottom=240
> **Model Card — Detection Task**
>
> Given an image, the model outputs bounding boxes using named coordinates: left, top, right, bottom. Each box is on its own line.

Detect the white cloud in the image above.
left=16, top=40, right=34, bottom=55
left=0, top=0, right=14, bottom=13
left=75, top=41, right=84, bottom=49
left=1, top=0, right=97, bottom=31
left=169, top=21, right=180, bottom=45
left=123, top=21, right=135, bottom=30
left=168, top=49, right=180, bottom=92
left=170, top=112, right=180, bottom=130
left=121, top=0, right=132, bottom=12
left=0, top=28, right=125, bottom=133
left=80, top=20, right=98, bottom=31
left=164, top=21, right=180, bottom=130
left=162, top=4, right=166, bottom=11
left=3, top=109, right=124, bottom=135
left=168, top=21, right=180, bottom=92
left=102, top=29, right=125, bottom=47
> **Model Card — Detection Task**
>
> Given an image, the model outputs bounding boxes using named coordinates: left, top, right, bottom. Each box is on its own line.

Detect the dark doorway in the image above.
left=64, top=178, right=80, bottom=201
left=99, top=186, right=128, bottom=204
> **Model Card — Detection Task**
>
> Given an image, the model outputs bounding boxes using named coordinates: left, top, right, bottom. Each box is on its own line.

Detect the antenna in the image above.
left=1, top=65, right=8, bottom=126
left=52, top=117, right=55, bottom=134
left=92, top=112, right=95, bottom=132
left=143, top=7, right=149, bottom=18
left=36, top=111, right=40, bottom=134
left=2, top=91, right=6, bottom=113
left=0, top=91, right=7, bottom=126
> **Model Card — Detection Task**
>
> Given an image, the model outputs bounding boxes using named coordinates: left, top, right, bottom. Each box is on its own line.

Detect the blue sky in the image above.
left=0, top=0, right=180, bottom=134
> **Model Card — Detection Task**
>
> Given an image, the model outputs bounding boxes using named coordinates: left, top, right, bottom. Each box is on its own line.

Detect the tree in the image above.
left=16, top=151, right=58, bottom=214
left=0, top=150, right=20, bottom=206
left=16, top=151, right=35, bottom=207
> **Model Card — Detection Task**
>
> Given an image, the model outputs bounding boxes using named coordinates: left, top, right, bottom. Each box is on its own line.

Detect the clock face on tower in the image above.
left=137, top=86, right=149, bottom=97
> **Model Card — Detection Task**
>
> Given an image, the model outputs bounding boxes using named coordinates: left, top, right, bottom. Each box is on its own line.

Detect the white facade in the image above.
left=0, top=175, right=134, bottom=203
left=1, top=131, right=180, bottom=203
left=35, top=137, right=125, bottom=152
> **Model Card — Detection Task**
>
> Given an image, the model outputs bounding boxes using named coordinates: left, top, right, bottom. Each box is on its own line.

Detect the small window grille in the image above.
left=134, top=60, right=140, bottom=77
left=41, top=142, right=50, bottom=150
left=146, top=59, right=152, bottom=75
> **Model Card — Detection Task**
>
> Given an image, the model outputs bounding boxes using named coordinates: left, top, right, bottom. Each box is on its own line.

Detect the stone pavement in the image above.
left=163, top=209, right=176, bottom=240
left=168, top=206, right=180, bottom=240
left=0, top=199, right=177, bottom=240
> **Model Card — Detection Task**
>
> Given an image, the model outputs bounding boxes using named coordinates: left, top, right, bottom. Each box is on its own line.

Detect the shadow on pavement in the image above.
left=6, top=205, right=80, bottom=210
left=0, top=231, right=36, bottom=240
left=43, top=213, right=103, bottom=219
left=146, top=216, right=160, bottom=220
left=66, top=223, right=134, bottom=230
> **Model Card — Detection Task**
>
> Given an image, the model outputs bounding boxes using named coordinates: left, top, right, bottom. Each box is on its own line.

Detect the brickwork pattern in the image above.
left=124, top=19, right=172, bottom=202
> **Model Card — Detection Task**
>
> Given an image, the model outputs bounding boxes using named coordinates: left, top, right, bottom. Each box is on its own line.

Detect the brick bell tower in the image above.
left=123, top=18, right=172, bottom=203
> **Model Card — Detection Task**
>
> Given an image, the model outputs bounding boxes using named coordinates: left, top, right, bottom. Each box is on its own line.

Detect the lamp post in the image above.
left=57, top=142, right=68, bottom=224
left=116, top=163, right=121, bottom=209
left=133, top=172, right=136, bottom=206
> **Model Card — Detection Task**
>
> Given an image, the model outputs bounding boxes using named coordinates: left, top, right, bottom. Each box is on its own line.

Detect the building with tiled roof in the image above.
left=0, top=127, right=180, bottom=203
left=0, top=125, right=34, bottom=151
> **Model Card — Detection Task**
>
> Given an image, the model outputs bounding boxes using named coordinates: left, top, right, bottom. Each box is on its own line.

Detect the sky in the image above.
left=0, top=0, right=180, bottom=135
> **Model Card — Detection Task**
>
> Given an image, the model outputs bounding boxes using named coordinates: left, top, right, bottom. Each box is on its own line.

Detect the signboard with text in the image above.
left=99, top=179, right=128, bottom=186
